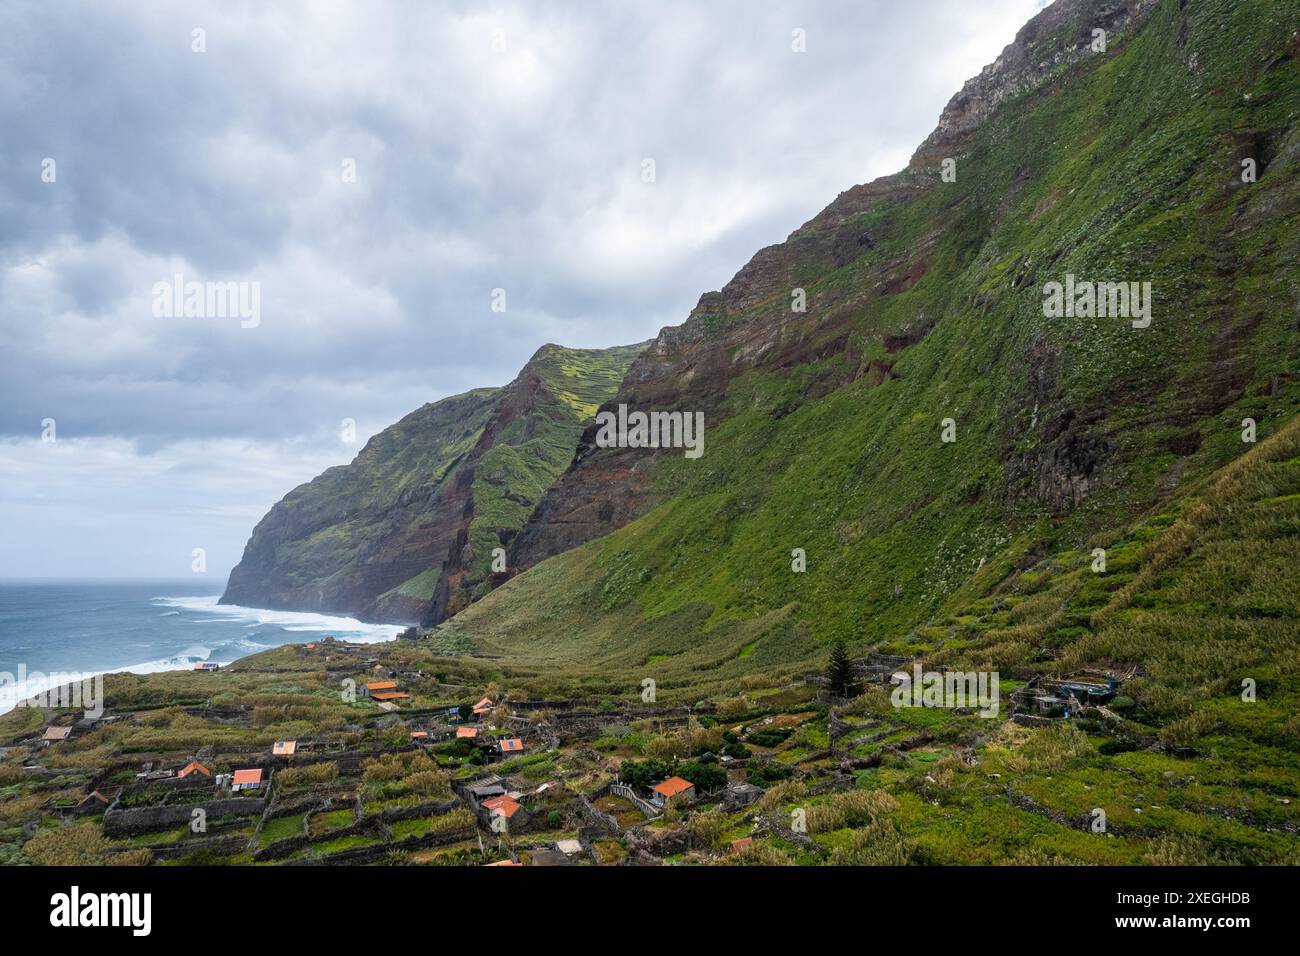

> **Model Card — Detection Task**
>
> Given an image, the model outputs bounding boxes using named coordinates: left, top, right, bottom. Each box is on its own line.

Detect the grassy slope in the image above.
left=223, top=343, right=643, bottom=621
left=436, top=0, right=1300, bottom=682
left=442, top=342, right=647, bottom=608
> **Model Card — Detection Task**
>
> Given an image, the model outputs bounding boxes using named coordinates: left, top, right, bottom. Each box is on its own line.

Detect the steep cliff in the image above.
left=220, top=342, right=644, bottom=622
left=448, top=0, right=1299, bottom=670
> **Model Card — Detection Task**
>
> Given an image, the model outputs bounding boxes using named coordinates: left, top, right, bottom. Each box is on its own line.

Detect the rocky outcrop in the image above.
left=221, top=342, right=644, bottom=623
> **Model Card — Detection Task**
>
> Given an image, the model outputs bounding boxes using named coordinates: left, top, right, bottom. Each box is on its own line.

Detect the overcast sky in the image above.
left=0, top=0, right=1050, bottom=581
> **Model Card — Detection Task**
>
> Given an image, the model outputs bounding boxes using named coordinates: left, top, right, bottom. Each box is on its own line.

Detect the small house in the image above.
left=556, top=838, right=584, bottom=857
left=468, top=776, right=506, bottom=802
left=73, top=790, right=112, bottom=816
left=649, top=776, right=695, bottom=808
left=178, top=760, right=211, bottom=779
left=362, top=680, right=398, bottom=698
left=481, top=794, right=528, bottom=828
left=456, top=726, right=480, bottom=739
left=231, top=768, right=264, bottom=792
left=193, top=661, right=221, bottom=671
left=472, top=696, right=494, bottom=716
left=722, top=781, right=763, bottom=811
left=498, top=738, right=524, bottom=755
left=272, top=740, right=297, bottom=756
left=41, top=725, right=72, bottom=744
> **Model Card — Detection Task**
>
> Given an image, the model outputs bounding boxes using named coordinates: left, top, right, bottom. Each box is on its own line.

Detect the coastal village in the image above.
left=1, top=636, right=904, bottom=866
left=2, top=623, right=1296, bottom=867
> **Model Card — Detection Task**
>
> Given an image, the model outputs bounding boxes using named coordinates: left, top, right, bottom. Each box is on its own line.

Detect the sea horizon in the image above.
left=0, top=579, right=402, bottom=715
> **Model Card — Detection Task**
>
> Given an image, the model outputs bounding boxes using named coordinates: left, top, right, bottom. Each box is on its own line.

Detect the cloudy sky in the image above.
left=0, top=0, right=1050, bottom=581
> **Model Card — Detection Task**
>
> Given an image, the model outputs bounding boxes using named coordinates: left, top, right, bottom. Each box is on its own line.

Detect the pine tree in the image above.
left=826, top=640, right=860, bottom=699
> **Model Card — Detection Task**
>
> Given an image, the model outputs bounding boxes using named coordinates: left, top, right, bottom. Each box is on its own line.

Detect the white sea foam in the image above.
left=151, top=595, right=402, bottom=643
left=0, top=598, right=402, bottom=716
left=0, top=654, right=202, bottom=716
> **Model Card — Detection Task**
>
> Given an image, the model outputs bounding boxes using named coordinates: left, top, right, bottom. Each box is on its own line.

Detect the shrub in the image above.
left=806, top=789, right=898, bottom=833
left=277, top=762, right=338, bottom=789
left=824, top=820, right=914, bottom=866
left=685, top=811, right=729, bottom=849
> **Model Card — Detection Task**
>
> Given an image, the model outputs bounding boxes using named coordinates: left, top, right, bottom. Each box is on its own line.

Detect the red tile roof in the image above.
left=651, top=776, right=694, bottom=798
left=366, top=681, right=398, bottom=691
left=482, top=795, right=522, bottom=818
left=456, top=726, right=479, bottom=738
left=370, top=691, right=411, bottom=701
left=272, top=741, right=296, bottom=755
left=178, top=761, right=211, bottom=778
left=730, top=837, right=753, bottom=855
left=232, top=769, right=263, bottom=785
left=499, top=738, right=524, bottom=752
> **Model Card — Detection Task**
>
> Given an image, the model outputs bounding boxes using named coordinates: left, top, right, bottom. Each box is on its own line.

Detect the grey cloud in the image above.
left=0, top=0, right=1049, bottom=575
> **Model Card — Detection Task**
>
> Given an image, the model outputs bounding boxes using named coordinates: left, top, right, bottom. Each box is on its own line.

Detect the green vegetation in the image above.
left=223, top=342, right=644, bottom=622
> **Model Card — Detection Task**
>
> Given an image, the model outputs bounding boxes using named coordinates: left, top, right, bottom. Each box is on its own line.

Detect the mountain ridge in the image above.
left=220, top=341, right=644, bottom=623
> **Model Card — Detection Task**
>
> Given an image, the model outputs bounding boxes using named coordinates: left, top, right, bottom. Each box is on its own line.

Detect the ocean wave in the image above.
left=0, top=653, right=207, bottom=717
left=151, top=595, right=402, bottom=643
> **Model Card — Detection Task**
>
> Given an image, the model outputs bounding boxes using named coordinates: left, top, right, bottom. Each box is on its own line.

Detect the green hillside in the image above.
left=221, top=342, right=643, bottom=623
left=442, top=0, right=1300, bottom=676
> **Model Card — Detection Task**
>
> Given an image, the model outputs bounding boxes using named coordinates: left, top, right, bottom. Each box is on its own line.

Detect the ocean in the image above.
left=0, top=580, right=402, bottom=714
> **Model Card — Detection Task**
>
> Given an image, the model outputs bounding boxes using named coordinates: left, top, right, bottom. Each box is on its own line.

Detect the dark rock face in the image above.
left=509, top=0, right=1167, bottom=573
left=911, top=0, right=1157, bottom=166
left=221, top=343, right=643, bottom=623
left=220, top=387, right=500, bottom=623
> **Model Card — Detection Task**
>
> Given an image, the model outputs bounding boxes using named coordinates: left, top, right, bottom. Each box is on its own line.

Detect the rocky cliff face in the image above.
left=220, top=342, right=644, bottom=623
left=491, top=0, right=1300, bottom=645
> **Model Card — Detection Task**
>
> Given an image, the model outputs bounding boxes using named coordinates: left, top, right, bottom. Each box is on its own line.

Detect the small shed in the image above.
left=650, top=776, right=695, bottom=807
left=231, top=768, right=264, bottom=792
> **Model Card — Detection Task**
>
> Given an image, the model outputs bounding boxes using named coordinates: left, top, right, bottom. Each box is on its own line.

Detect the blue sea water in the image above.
left=0, top=580, right=402, bottom=714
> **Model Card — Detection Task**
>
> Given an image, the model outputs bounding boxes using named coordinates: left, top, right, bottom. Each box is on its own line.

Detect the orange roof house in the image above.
left=456, top=726, right=480, bottom=739
left=272, top=740, right=297, bottom=756
left=730, top=837, right=753, bottom=855
left=231, top=768, right=264, bottom=791
left=482, top=794, right=522, bottom=819
left=364, top=680, right=397, bottom=697
left=410, top=731, right=429, bottom=740
left=472, top=696, right=493, bottom=715
left=178, top=760, right=211, bottom=778
left=650, top=776, right=695, bottom=806
left=499, top=738, right=524, bottom=754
